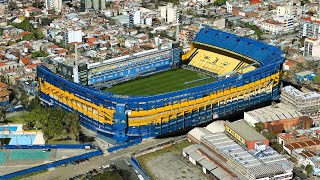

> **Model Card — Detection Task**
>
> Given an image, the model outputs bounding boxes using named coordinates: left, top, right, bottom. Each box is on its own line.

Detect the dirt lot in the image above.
left=137, top=140, right=213, bottom=180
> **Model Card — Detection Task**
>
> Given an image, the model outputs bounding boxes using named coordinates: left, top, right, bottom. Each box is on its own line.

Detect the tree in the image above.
left=255, top=122, right=265, bottom=133
left=305, top=164, right=313, bottom=175
left=41, top=18, right=52, bottom=26
left=214, top=0, right=227, bottom=6
left=31, top=51, right=48, bottom=58
left=33, top=29, right=44, bottom=40
left=28, top=97, right=41, bottom=111
left=12, top=19, right=34, bottom=32
left=0, top=28, right=3, bottom=36
left=22, top=33, right=35, bottom=41
left=0, top=108, right=6, bottom=123
left=20, top=93, right=30, bottom=109
left=314, top=75, right=320, bottom=84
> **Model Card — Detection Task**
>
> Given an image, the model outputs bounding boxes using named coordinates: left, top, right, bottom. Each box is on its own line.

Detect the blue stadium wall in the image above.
left=37, top=28, right=285, bottom=143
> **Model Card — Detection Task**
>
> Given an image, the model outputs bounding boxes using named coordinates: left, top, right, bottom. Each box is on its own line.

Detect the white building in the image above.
left=276, top=5, right=301, bottom=17
left=304, top=37, right=320, bottom=58
left=274, top=16, right=294, bottom=32
left=159, top=3, right=178, bottom=23
left=226, top=1, right=233, bottom=13
left=133, top=10, right=141, bottom=25
left=54, top=0, right=62, bottom=12
left=64, top=30, right=82, bottom=44
left=260, top=20, right=285, bottom=35
left=299, top=16, right=320, bottom=38
left=281, top=86, right=320, bottom=116
left=46, top=0, right=62, bottom=12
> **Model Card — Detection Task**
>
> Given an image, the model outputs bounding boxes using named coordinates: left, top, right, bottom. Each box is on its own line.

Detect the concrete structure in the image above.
left=159, top=3, right=178, bottom=23
left=92, top=0, right=105, bottom=11
left=188, top=120, right=227, bottom=144
left=244, top=103, right=302, bottom=126
left=281, top=86, right=320, bottom=116
left=183, top=144, right=239, bottom=179
left=46, top=0, right=62, bottom=12
left=260, top=17, right=293, bottom=35
left=64, top=29, right=82, bottom=44
left=200, top=131, right=293, bottom=179
left=276, top=5, right=301, bottom=17
left=304, top=38, right=320, bottom=58
left=299, top=16, right=320, bottom=38
left=224, top=121, right=269, bottom=149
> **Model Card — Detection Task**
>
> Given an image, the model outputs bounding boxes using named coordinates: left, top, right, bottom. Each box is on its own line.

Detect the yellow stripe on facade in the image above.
left=39, top=78, right=115, bottom=124
left=127, top=72, right=280, bottom=126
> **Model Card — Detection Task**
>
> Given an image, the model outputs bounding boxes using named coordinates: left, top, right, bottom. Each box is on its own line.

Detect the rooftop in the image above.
left=225, top=120, right=267, bottom=142
left=202, top=132, right=292, bottom=178
left=285, top=140, right=320, bottom=151
left=282, top=85, right=320, bottom=100
left=245, top=103, right=302, bottom=123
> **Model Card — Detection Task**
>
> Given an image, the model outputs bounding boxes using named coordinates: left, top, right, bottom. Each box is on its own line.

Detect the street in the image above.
left=26, top=135, right=186, bottom=180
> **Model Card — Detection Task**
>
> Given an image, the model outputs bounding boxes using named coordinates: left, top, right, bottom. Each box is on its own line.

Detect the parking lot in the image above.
left=67, top=158, right=139, bottom=180
left=137, top=140, right=213, bottom=180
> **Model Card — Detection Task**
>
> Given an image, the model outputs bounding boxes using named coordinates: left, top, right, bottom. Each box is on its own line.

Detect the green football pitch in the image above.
left=106, top=68, right=215, bottom=96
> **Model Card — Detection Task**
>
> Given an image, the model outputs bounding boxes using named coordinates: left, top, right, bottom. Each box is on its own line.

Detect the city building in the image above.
left=299, top=16, right=320, bottom=38
left=92, top=0, right=105, bottom=11
left=185, top=120, right=293, bottom=179
left=260, top=20, right=285, bottom=35
left=244, top=103, right=306, bottom=134
left=159, top=3, right=178, bottom=23
left=295, top=71, right=318, bottom=83
left=281, top=85, right=320, bottom=116
left=224, top=121, right=269, bottom=149
left=304, top=37, right=320, bottom=58
left=0, top=82, right=11, bottom=106
left=276, top=5, right=301, bottom=17
left=63, top=29, right=82, bottom=44
left=46, top=0, right=62, bottom=12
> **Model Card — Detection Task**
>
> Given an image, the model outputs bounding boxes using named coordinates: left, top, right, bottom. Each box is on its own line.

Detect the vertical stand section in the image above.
left=113, top=104, right=128, bottom=143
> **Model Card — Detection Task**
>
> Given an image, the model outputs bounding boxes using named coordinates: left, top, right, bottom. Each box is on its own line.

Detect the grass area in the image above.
left=9, top=169, right=48, bottom=180
left=137, top=140, right=192, bottom=180
left=92, top=171, right=123, bottom=180
left=6, top=112, right=29, bottom=124
left=47, top=139, right=79, bottom=144
left=106, top=68, right=215, bottom=96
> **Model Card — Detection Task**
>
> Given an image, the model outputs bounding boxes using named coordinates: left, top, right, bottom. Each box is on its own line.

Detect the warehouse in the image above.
left=224, top=121, right=269, bottom=149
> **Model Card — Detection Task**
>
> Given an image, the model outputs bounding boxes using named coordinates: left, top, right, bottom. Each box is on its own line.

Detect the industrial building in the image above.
left=185, top=120, right=293, bottom=180
left=224, top=121, right=269, bottom=149
left=281, top=85, right=320, bottom=116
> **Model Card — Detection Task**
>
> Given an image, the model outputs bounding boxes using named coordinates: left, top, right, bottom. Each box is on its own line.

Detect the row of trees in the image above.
left=12, top=19, right=44, bottom=41
left=19, top=96, right=81, bottom=142
left=25, top=106, right=81, bottom=141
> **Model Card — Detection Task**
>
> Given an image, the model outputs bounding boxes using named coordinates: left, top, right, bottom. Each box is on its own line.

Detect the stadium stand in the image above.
left=188, top=49, right=254, bottom=75
left=37, top=28, right=285, bottom=146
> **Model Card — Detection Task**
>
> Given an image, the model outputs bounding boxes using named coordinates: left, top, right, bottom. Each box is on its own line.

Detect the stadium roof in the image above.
left=193, top=28, right=284, bottom=66
left=225, top=120, right=267, bottom=142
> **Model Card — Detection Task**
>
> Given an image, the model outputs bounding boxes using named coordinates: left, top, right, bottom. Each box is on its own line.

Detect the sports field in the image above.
left=106, top=69, right=215, bottom=96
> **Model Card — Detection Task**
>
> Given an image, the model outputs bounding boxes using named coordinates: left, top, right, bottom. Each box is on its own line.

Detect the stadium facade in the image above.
left=37, top=28, right=285, bottom=143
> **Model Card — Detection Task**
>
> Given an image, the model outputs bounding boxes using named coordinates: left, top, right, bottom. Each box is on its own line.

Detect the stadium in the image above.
left=37, top=28, right=285, bottom=144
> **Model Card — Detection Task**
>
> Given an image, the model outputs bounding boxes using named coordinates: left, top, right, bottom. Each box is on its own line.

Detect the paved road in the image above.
left=26, top=135, right=186, bottom=180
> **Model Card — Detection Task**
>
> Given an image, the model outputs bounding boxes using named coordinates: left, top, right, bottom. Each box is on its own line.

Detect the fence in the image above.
left=0, top=148, right=103, bottom=180
left=107, top=138, right=142, bottom=153
left=130, top=156, right=150, bottom=180
left=1, top=144, right=94, bottom=150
